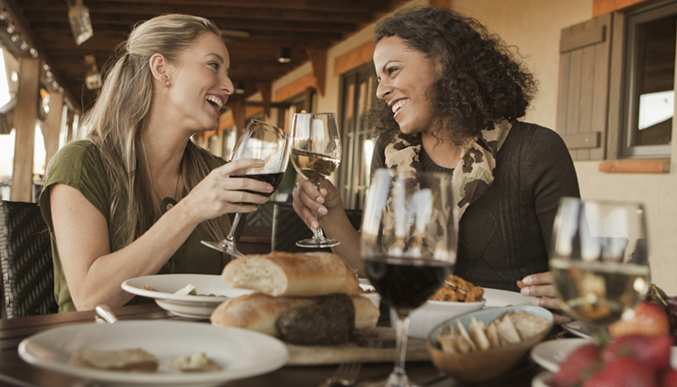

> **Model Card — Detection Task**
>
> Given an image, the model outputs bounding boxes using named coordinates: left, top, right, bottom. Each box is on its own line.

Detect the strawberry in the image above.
left=583, top=358, right=656, bottom=387
left=610, top=302, right=670, bottom=338
left=552, top=343, right=602, bottom=387
left=603, top=335, right=672, bottom=370
left=661, top=369, right=677, bottom=387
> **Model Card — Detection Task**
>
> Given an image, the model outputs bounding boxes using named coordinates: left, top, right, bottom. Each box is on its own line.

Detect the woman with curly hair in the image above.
left=293, top=7, right=579, bottom=317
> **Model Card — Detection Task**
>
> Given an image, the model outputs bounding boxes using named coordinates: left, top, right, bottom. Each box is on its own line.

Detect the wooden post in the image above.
left=257, top=82, right=272, bottom=119
left=231, top=99, right=246, bottom=137
left=10, top=57, right=39, bottom=202
left=65, top=109, right=75, bottom=144
left=306, top=48, right=327, bottom=96
left=44, top=90, right=64, bottom=167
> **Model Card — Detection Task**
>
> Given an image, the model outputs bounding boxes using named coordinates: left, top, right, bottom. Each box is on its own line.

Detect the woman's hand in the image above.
left=182, top=159, right=273, bottom=224
left=517, top=272, right=572, bottom=324
left=292, top=178, right=341, bottom=230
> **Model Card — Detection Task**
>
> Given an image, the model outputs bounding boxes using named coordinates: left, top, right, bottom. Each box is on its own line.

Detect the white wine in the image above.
left=550, top=258, right=650, bottom=326
left=291, top=148, right=340, bottom=183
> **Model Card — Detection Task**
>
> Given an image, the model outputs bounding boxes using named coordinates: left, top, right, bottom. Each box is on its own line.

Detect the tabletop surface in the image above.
left=0, top=303, right=541, bottom=387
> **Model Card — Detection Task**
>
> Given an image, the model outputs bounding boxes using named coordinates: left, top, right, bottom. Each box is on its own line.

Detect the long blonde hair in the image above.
left=82, top=14, right=229, bottom=250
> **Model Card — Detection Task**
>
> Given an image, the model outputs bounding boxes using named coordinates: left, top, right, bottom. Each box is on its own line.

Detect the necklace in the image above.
left=142, top=143, right=183, bottom=213
left=159, top=171, right=182, bottom=213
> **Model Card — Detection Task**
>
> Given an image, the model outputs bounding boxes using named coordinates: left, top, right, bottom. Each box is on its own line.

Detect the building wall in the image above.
left=269, top=0, right=677, bottom=293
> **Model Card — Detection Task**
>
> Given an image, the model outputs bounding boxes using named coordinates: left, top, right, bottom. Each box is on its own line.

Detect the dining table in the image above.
left=0, top=303, right=545, bottom=387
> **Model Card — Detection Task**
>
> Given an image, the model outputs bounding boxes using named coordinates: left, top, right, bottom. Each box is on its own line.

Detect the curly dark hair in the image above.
left=373, top=7, right=537, bottom=142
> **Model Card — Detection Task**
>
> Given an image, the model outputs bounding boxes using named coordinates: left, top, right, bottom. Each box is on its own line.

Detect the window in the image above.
left=337, top=64, right=378, bottom=210
left=557, top=0, right=677, bottom=162
left=623, top=2, right=676, bottom=156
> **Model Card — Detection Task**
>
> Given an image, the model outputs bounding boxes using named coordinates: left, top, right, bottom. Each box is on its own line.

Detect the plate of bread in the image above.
left=18, top=320, right=288, bottom=386
left=210, top=251, right=431, bottom=365
left=122, top=274, right=255, bottom=319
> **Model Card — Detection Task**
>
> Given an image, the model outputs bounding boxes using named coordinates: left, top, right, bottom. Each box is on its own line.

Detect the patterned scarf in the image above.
left=384, top=120, right=512, bottom=222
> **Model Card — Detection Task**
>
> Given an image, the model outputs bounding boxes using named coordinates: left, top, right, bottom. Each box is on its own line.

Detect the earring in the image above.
left=162, top=74, right=171, bottom=87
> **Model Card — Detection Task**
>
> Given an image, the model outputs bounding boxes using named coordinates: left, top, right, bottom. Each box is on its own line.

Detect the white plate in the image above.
left=18, top=320, right=288, bottom=386
left=530, top=338, right=591, bottom=372
left=122, top=274, right=254, bottom=319
left=531, top=338, right=677, bottom=373
left=483, top=288, right=538, bottom=308
left=561, top=320, right=592, bottom=339
left=409, top=299, right=486, bottom=339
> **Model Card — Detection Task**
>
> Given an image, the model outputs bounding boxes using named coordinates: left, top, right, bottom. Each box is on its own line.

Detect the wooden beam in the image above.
left=306, top=48, right=327, bottom=96
left=273, top=73, right=316, bottom=102
left=334, top=41, right=374, bottom=76
left=43, top=90, right=64, bottom=167
left=0, top=0, right=76, bottom=109
left=598, top=158, right=670, bottom=174
left=257, top=82, right=272, bottom=118
left=593, top=0, right=646, bottom=16
left=10, top=57, right=39, bottom=202
left=430, top=0, right=451, bottom=8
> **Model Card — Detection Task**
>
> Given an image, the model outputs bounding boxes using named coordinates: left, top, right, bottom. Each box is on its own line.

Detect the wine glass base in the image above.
left=385, top=371, right=415, bottom=387
left=295, top=238, right=340, bottom=249
left=200, top=240, right=244, bottom=258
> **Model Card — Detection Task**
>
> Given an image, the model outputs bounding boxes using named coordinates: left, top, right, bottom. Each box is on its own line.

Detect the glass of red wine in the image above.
left=362, top=169, right=457, bottom=387
left=201, top=119, right=290, bottom=257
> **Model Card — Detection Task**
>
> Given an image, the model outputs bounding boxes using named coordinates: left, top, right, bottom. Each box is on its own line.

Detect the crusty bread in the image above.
left=210, top=293, right=379, bottom=337
left=222, top=251, right=360, bottom=296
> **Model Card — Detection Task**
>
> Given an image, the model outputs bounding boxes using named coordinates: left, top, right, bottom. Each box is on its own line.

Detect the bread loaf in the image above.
left=210, top=293, right=379, bottom=337
left=222, top=251, right=359, bottom=296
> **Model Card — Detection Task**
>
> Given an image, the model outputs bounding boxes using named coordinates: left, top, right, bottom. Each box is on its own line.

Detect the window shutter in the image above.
left=557, top=13, right=614, bottom=161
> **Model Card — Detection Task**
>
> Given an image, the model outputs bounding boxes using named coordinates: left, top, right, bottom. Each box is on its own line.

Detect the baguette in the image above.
left=222, top=251, right=359, bottom=296
left=210, top=293, right=379, bottom=337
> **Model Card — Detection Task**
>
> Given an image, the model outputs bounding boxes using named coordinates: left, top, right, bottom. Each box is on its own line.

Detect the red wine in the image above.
left=231, top=172, right=284, bottom=196
left=364, top=256, right=452, bottom=315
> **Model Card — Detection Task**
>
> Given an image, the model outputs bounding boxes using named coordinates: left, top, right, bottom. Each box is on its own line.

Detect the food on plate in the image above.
left=173, top=284, right=218, bottom=297
left=438, top=311, right=549, bottom=354
left=276, top=294, right=354, bottom=345
left=73, top=348, right=158, bottom=372
left=551, top=334, right=676, bottom=387
left=143, top=284, right=155, bottom=291
left=210, top=293, right=378, bottom=344
left=430, top=275, right=484, bottom=302
left=172, top=352, right=222, bottom=372
left=222, top=251, right=359, bottom=297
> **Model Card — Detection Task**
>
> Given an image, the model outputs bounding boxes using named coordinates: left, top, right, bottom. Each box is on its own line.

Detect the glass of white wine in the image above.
left=290, top=112, right=341, bottom=248
left=550, top=198, right=650, bottom=341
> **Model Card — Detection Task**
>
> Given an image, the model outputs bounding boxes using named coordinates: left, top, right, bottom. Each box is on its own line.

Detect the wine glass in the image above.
left=290, top=112, right=342, bottom=248
left=201, top=119, right=291, bottom=257
left=361, top=169, right=457, bottom=387
left=550, top=197, right=650, bottom=341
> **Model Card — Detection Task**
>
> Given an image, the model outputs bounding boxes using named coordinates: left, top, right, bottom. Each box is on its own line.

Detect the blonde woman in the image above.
left=40, top=14, right=273, bottom=312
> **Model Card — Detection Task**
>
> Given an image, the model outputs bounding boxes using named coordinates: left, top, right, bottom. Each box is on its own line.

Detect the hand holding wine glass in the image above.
left=550, top=198, right=650, bottom=341
left=290, top=112, right=342, bottom=248
left=362, top=169, right=457, bottom=387
left=201, top=119, right=290, bottom=257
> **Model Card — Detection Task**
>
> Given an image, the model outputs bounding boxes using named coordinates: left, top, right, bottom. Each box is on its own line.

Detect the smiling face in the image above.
left=164, top=32, right=234, bottom=131
left=373, top=36, right=439, bottom=135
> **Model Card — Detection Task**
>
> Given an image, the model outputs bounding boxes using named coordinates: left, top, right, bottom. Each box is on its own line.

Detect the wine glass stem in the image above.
left=226, top=213, right=242, bottom=244
left=312, top=181, right=328, bottom=241
left=388, top=308, right=411, bottom=387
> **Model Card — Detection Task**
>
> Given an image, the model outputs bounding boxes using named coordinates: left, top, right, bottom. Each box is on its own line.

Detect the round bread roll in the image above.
left=210, top=293, right=379, bottom=337
left=222, top=251, right=359, bottom=296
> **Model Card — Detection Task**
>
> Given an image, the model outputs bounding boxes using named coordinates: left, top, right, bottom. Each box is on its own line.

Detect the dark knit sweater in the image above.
left=371, top=121, right=581, bottom=291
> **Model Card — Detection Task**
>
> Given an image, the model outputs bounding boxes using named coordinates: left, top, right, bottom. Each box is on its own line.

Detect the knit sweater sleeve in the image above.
left=526, top=125, right=581, bottom=252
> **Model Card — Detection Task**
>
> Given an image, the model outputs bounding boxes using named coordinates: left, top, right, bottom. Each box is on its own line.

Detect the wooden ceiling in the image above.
left=5, top=0, right=402, bottom=110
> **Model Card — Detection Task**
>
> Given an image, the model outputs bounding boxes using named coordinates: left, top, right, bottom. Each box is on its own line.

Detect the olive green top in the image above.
left=39, top=140, right=228, bottom=312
